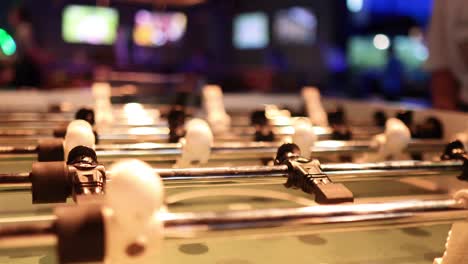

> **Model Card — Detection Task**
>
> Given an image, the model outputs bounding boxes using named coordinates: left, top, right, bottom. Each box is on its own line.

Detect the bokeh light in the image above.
left=373, top=34, right=390, bottom=50
left=347, top=0, right=364, bottom=13
left=0, top=29, right=16, bottom=56
left=133, top=10, right=187, bottom=47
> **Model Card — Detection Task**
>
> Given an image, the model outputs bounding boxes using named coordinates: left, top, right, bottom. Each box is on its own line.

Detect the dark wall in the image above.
left=1, top=0, right=339, bottom=81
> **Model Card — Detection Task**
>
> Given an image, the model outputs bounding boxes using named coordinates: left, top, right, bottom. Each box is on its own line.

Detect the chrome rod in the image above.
left=0, top=198, right=466, bottom=248
left=0, top=124, right=360, bottom=143
left=0, top=160, right=462, bottom=191
left=163, top=198, right=467, bottom=240
left=0, top=129, right=448, bottom=156
left=94, top=140, right=448, bottom=162
left=155, top=165, right=289, bottom=181
left=0, top=215, right=57, bottom=248
left=95, top=139, right=450, bottom=156
left=0, top=145, right=37, bottom=155
left=0, top=172, right=30, bottom=183
left=156, top=160, right=463, bottom=186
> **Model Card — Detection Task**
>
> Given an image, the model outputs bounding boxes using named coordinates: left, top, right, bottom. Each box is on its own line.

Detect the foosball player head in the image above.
left=63, top=120, right=96, bottom=162
left=250, top=110, right=268, bottom=127
left=105, top=159, right=164, bottom=262
left=177, top=118, right=213, bottom=167
left=76, top=108, right=99, bottom=144
left=395, top=110, right=414, bottom=128
left=251, top=110, right=275, bottom=142
left=67, top=145, right=98, bottom=166
left=274, top=143, right=302, bottom=165
left=167, top=105, right=187, bottom=143
left=292, top=118, right=316, bottom=159
left=331, top=124, right=352, bottom=140
left=53, top=108, right=99, bottom=144
left=441, top=140, right=468, bottom=181
left=274, top=143, right=303, bottom=190
left=414, top=117, right=444, bottom=139
left=373, top=110, right=387, bottom=128
left=75, top=108, right=96, bottom=126
left=327, top=106, right=346, bottom=126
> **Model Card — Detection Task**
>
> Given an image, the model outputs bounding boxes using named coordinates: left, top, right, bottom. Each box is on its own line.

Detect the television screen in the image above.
left=394, top=36, right=428, bottom=70
left=347, top=36, right=387, bottom=70
left=62, top=5, right=119, bottom=45
left=233, top=12, right=269, bottom=49
left=274, top=7, right=317, bottom=45
left=133, top=10, right=187, bottom=47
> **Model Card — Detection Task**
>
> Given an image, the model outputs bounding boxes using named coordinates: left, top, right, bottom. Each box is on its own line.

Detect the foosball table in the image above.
left=0, top=84, right=467, bottom=264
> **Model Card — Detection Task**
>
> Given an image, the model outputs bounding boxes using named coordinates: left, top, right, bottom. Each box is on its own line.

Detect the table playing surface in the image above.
left=0, top=159, right=456, bottom=264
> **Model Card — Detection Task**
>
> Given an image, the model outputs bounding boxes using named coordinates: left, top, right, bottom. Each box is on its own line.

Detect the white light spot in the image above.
left=373, top=34, right=390, bottom=50
left=415, top=45, right=429, bottom=61
left=347, top=0, right=363, bottom=13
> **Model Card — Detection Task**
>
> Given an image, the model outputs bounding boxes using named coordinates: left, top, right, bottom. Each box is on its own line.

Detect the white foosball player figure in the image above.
left=434, top=190, right=468, bottom=264
left=63, top=120, right=96, bottom=161
left=202, top=84, right=231, bottom=134
left=92, top=82, right=114, bottom=126
left=359, top=118, right=411, bottom=162
left=105, top=159, right=164, bottom=263
left=292, top=117, right=316, bottom=160
left=264, top=104, right=292, bottom=126
left=175, top=118, right=213, bottom=168
left=123, top=103, right=159, bottom=126
left=302, top=87, right=329, bottom=127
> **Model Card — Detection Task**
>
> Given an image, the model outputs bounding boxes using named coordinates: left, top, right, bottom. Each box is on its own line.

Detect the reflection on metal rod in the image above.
left=0, top=198, right=466, bottom=248
left=94, top=140, right=447, bottom=162
left=163, top=198, right=466, bottom=240
left=0, top=172, right=30, bottom=183
left=0, top=215, right=57, bottom=248
left=157, top=160, right=463, bottom=187
left=0, top=138, right=448, bottom=162
left=0, top=160, right=463, bottom=191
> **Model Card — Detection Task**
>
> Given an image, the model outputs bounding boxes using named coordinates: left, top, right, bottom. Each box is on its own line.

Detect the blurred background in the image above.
left=0, top=0, right=436, bottom=106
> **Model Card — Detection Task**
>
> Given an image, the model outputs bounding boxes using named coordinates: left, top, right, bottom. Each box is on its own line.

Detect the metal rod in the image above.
left=0, top=172, right=30, bottom=183
left=321, top=160, right=464, bottom=171
left=0, top=215, right=57, bottom=248
left=0, top=198, right=466, bottom=248
left=93, top=140, right=448, bottom=162
left=162, top=198, right=467, bottom=240
left=0, top=115, right=71, bottom=123
left=156, top=160, right=463, bottom=186
left=0, top=218, right=55, bottom=238
left=0, top=160, right=462, bottom=191
left=0, top=122, right=170, bottom=131
left=155, top=165, right=289, bottom=181
left=0, top=146, right=37, bottom=155
left=0, top=119, right=67, bottom=125
left=0, top=130, right=49, bottom=137
left=0, top=123, right=362, bottom=143
left=0, top=172, right=31, bottom=191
